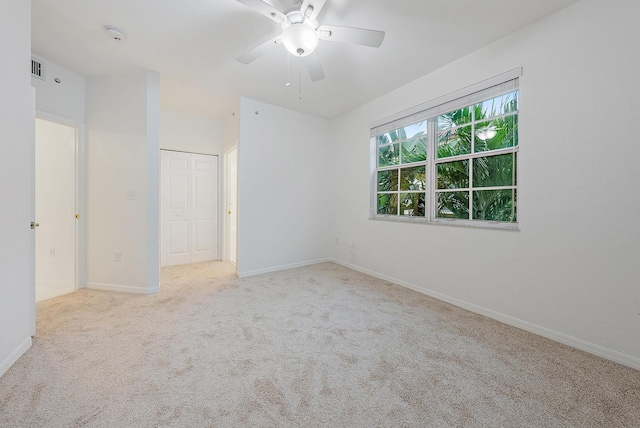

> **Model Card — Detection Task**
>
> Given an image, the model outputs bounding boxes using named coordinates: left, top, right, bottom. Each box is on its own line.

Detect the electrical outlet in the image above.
left=127, top=191, right=136, bottom=200
left=50, top=248, right=55, bottom=257
left=114, top=250, right=121, bottom=262
left=335, top=238, right=339, bottom=245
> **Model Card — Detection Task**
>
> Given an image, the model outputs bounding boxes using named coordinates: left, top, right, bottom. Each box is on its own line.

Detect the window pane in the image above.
left=378, top=143, right=399, bottom=167
left=475, top=115, right=518, bottom=153
left=438, top=107, right=473, bottom=130
left=400, top=192, right=425, bottom=217
left=438, top=126, right=472, bottom=158
left=437, top=191, right=469, bottom=219
left=377, top=193, right=398, bottom=215
left=437, top=160, right=469, bottom=189
left=473, top=154, right=515, bottom=188
left=400, top=166, right=426, bottom=191
left=377, top=131, right=398, bottom=145
left=402, top=122, right=427, bottom=140
left=377, top=170, right=398, bottom=192
left=401, top=136, right=427, bottom=164
left=377, top=133, right=391, bottom=146
left=474, top=91, right=519, bottom=120
left=473, top=189, right=517, bottom=222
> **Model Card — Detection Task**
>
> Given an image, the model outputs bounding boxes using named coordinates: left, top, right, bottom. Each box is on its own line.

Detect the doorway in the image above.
left=225, top=147, right=237, bottom=266
left=35, top=117, right=78, bottom=302
left=161, top=150, right=219, bottom=266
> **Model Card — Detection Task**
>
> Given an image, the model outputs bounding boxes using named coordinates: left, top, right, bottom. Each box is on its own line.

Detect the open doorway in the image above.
left=224, top=146, right=237, bottom=266
left=35, top=117, right=79, bottom=302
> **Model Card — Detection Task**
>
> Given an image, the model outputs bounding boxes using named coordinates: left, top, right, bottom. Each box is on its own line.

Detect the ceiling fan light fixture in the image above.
left=281, top=23, right=319, bottom=57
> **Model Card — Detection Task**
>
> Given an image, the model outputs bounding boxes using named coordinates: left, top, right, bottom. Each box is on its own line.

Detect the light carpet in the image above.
left=1, top=261, right=639, bottom=427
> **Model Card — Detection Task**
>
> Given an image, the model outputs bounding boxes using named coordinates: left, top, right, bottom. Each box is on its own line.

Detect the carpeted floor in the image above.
left=1, top=261, right=639, bottom=427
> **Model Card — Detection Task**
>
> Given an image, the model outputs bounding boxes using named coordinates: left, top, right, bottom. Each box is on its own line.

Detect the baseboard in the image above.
left=0, top=337, right=32, bottom=378
left=87, top=282, right=150, bottom=295
left=238, top=258, right=331, bottom=278
left=331, top=258, right=640, bottom=371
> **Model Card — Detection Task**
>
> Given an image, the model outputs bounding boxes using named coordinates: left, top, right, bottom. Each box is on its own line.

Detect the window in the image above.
left=370, top=70, right=520, bottom=229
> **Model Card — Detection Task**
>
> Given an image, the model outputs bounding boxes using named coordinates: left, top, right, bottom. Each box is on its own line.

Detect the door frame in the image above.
left=35, top=111, right=86, bottom=294
left=160, top=149, right=220, bottom=266
left=222, top=145, right=238, bottom=267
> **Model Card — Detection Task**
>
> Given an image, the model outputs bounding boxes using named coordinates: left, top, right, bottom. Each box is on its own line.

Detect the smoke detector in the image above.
left=104, top=26, right=126, bottom=42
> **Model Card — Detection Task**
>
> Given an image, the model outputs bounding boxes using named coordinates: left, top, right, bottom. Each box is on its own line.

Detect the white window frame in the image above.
left=369, top=68, right=522, bottom=230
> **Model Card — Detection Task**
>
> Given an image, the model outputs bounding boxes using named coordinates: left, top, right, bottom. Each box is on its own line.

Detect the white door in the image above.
left=225, top=147, right=237, bottom=265
left=161, top=151, right=191, bottom=266
left=35, top=118, right=76, bottom=302
left=190, top=154, right=218, bottom=263
left=161, top=150, right=218, bottom=266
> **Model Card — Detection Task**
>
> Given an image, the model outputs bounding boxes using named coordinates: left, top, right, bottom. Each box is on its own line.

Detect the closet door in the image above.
left=161, top=151, right=192, bottom=266
left=190, top=154, right=218, bottom=263
left=161, top=151, right=219, bottom=266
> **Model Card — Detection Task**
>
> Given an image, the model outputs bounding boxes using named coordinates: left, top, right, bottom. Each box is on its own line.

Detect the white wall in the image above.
left=31, top=56, right=85, bottom=123
left=85, top=72, right=160, bottom=294
left=330, top=0, right=640, bottom=367
left=237, top=97, right=331, bottom=276
left=222, top=100, right=241, bottom=154
left=160, top=109, right=223, bottom=155
left=0, top=0, right=34, bottom=377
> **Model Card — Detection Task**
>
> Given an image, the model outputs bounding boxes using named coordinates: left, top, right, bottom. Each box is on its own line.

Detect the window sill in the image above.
left=369, top=214, right=519, bottom=231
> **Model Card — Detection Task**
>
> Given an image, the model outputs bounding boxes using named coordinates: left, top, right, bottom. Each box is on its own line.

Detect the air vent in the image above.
left=31, top=57, right=45, bottom=80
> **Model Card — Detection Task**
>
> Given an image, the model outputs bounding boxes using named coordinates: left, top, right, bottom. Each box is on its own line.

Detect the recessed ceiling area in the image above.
left=31, top=0, right=580, bottom=120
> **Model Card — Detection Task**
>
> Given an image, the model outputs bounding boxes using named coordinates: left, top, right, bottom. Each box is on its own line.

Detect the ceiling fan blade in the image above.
left=317, top=25, right=385, bottom=48
left=236, top=0, right=285, bottom=23
left=305, top=51, right=325, bottom=82
left=300, top=0, right=327, bottom=21
left=237, top=35, right=281, bottom=64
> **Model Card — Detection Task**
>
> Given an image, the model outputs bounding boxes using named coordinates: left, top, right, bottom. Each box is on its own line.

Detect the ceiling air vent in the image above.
left=31, top=57, right=45, bottom=80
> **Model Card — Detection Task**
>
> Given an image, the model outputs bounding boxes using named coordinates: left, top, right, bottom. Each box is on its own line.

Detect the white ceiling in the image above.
left=31, top=0, right=579, bottom=120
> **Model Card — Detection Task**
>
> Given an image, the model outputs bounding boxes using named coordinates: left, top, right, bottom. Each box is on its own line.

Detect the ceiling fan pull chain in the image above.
left=286, top=53, right=291, bottom=87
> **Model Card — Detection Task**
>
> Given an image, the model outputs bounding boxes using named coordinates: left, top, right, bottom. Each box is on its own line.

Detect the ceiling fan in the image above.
left=236, top=0, right=385, bottom=82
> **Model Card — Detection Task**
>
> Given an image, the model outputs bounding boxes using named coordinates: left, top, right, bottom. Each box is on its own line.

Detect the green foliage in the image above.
left=473, top=190, right=517, bottom=221
left=377, top=193, right=398, bottom=215
left=378, top=143, right=399, bottom=167
left=401, top=137, right=427, bottom=164
left=400, top=193, right=426, bottom=217
left=401, top=166, right=425, bottom=191
left=437, top=191, right=469, bottom=219
left=378, top=170, right=398, bottom=192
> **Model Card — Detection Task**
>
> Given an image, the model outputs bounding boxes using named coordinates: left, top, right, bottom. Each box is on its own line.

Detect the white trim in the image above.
left=35, top=111, right=86, bottom=290
left=237, top=258, right=331, bottom=278
left=0, top=337, right=32, bottom=378
left=369, top=214, right=520, bottom=230
left=86, top=282, right=159, bottom=295
left=330, top=259, right=640, bottom=371
left=223, top=145, right=238, bottom=265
